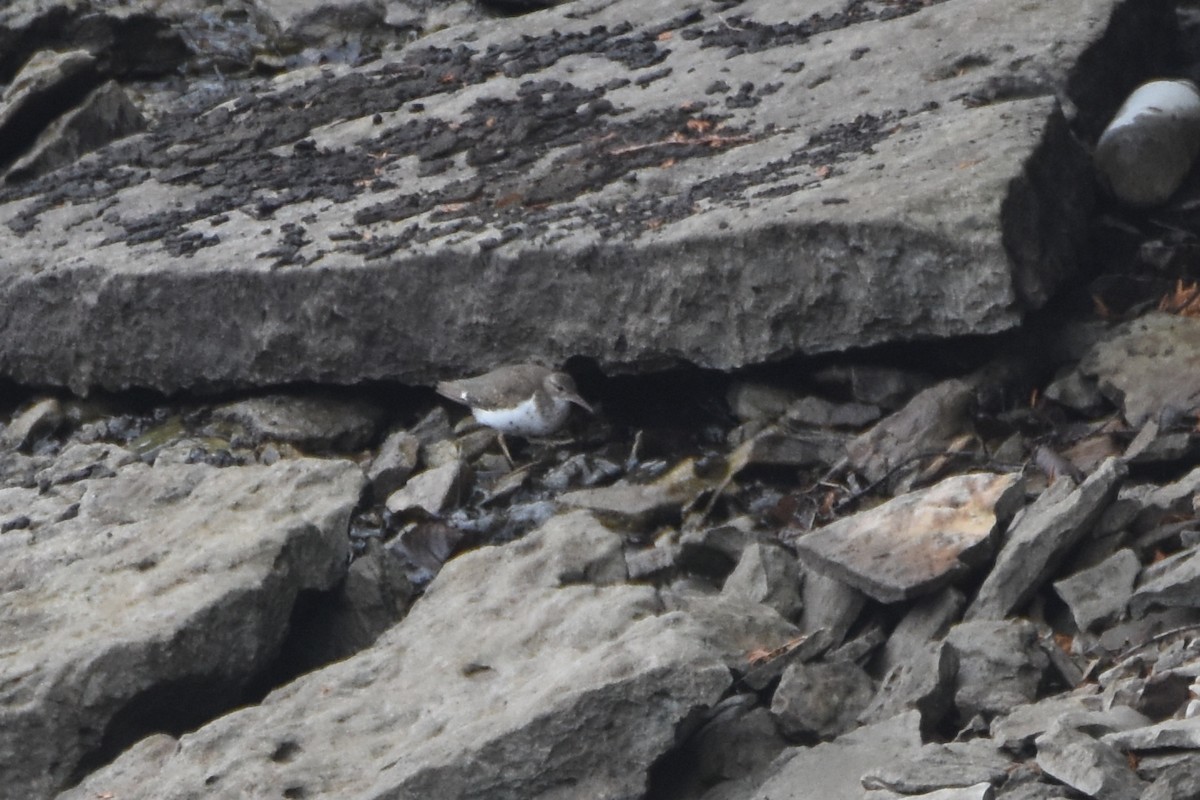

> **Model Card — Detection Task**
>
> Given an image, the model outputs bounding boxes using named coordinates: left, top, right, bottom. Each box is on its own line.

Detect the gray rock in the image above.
left=859, top=640, right=957, bottom=732
left=62, top=511, right=731, bottom=800
left=721, top=541, right=802, bottom=622
left=994, top=781, right=1075, bottom=800
left=624, top=538, right=679, bottom=580
left=32, top=441, right=137, bottom=489
left=212, top=392, right=386, bottom=451
left=1053, top=548, right=1140, bottom=631
left=0, top=458, right=364, bottom=800
left=738, top=427, right=850, bottom=470
left=682, top=695, right=788, bottom=789
left=812, top=364, right=934, bottom=411
left=0, top=0, right=1141, bottom=393
left=559, top=458, right=712, bottom=531
left=879, top=588, right=966, bottom=675
left=1106, top=672, right=1194, bottom=723
left=726, top=382, right=799, bottom=423
left=1126, top=466, right=1200, bottom=533
left=408, top=405, right=454, bottom=446
left=1098, top=607, right=1200, bottom=653
left=1122, top=421, right=1195, bottom=466
left=661, top=588, right=803, bottom=671
left=0, top=50, right=96, bottom=114
left=308, top=538, right=417, bottom=662
left=6, top=80, right=145, bottom=182
left=990, top=693, right=1149, bottom=752
left=790, top=472, right=1024, bottom=603
left=785, top=395, right=881, bottom=429
left=945, top=619, right=1049, bottom=719
left=1078, top=313, right=1200, bottom=428
left=1043, top=369, right=1106, bottom=414
left=366, top=428, right=421, bottom=498
left=384, top=459, right=469, bottom=516
left=746, top=710, right=924, bottom=800
left=966, top=457, right=1126, bottom=620
left=679, top=522, right=751, bottom=577
left=3, top=397, right=63, bottom=450
left=1035, top=722, right=1146, bottom=800
left=871, top=785, right=995, bottom=800
left=863, top=740, right=1012, bottom=794
left=1140, top=760, right=1200, bottom=800
left=1103, top=716, right=1200, bottom=751
left=770, top=658, right=874, bottom=738
left=1129, top=546, right=1200, bottom=617
left=799, top=569, right=865, bottom=646
left=846, top=379, right=977, bottom=486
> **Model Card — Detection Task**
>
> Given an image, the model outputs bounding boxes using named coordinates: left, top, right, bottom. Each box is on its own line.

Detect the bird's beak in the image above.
left=567, top=393, right=594, bottom=414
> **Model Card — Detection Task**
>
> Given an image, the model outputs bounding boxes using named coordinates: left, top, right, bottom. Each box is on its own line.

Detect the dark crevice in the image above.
left=0, top=68, right=106, bottom=175
left=67, top=675, right=246, bottom=789
left=0, top=13, right=188, bottom=87
left=63, top=577, right=391, bottom=794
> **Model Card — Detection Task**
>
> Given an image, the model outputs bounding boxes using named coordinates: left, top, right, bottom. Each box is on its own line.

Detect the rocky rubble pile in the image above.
left=7, top=0, right=1200, bottom=798
left=3, top=304, right=1200, bottom=799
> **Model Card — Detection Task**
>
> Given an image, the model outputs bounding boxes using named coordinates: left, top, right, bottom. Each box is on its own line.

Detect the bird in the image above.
left=435, top=364, right=593, bottom=461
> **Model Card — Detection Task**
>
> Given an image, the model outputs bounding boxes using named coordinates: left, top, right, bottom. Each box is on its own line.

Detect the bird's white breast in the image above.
left=473, top=395, right=570, bottom=436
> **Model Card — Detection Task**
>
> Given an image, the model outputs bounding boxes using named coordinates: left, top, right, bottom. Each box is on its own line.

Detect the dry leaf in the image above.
left=746, top=634, right=810, bottom=666
left=1159, top=280, right=1200, bottom=317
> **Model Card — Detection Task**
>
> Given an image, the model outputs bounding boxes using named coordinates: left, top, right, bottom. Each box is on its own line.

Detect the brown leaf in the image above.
left=1159, top=280, right=1200, bottom=317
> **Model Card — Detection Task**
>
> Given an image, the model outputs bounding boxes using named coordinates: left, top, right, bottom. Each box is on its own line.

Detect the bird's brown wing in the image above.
left=435, top=365, right=550, bottom=410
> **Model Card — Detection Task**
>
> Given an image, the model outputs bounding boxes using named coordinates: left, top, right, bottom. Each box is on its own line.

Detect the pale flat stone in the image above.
left=1079, top=312, right=1200, bottom=428
left=0, top=458, right=365, bottom=799
left=788, top=472, right=1024, bottom=603
left=748, top=711, right=923, bottom=800
left=61, top=512, right=732, bottom=800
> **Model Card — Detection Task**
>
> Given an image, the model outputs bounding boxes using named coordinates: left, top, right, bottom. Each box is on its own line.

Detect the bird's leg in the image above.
left=498, top=433, right=516, bottom=468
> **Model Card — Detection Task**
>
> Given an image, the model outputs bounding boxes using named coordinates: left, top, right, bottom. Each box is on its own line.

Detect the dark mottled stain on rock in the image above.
left=0, top=7, right=912, bottom=256
left=680, top=0, right=946, bottom=57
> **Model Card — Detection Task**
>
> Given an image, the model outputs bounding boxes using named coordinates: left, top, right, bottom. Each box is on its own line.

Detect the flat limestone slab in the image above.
left=0, top=0, right=1171, bottom=392
left=60, top=512, right=732, bottom=800
left=0, top=457, right=365, bottom=800
left=787, top=472, right=1025, bottom=603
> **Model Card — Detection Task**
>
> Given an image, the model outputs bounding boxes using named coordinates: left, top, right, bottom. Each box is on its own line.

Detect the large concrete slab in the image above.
left=0, top=0, right=1176, bottom=393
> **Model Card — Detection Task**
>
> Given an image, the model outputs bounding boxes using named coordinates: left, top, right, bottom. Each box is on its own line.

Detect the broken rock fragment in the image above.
left=967, top=457, right=1126, bottom=620
left=770, top=658, right=874, bottom=738
left=1078, top=313, right=1200, bottom=428
left=787, top=472, right=1024, bottom=604
left=63, top=511, right=731, bottom=800
left=945, top=619, right=1049, bottom=720
left=846, top=378, right=977, bottom=487
left=1036, top=722, right=1147, bottom=800
left=0, top=457, right=365, bottom=800
left=1053, top=548, right=1140, bottom=631
left=745, top=710, right=923, bottom=800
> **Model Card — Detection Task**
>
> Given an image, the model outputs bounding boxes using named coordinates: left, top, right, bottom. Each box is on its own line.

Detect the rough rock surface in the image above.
left=0, top=0, right=1168, bottom=393
left=1078, top=312, right=1200, bottom=427
left=63, top=512, right=731, bottom=800
left=0, top=457, right=365, bottom=800
left=7, top=1, right=1200, bottom=799
left=966, top=458, right=1126, bottom=620
left=788, top=472, right=1024, bottom=603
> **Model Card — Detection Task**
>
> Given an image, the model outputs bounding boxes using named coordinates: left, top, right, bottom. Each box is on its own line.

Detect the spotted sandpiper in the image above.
left=435, top=364, right=593, bottom=461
